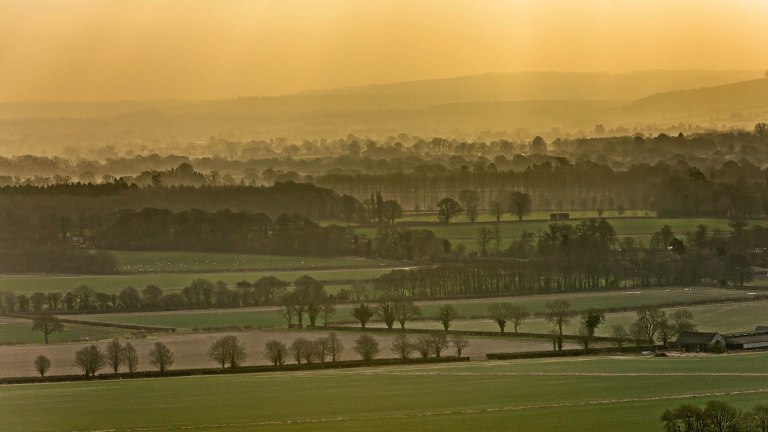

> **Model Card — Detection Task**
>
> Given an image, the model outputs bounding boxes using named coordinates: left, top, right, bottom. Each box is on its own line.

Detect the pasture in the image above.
left=2, top=352, right=767, bottom=432
left=0, top=317, right=127, bottom=345
left=64, top=287, right=760, bottom=331
left=355, top=217, right=760, bottom=249
left=389, top=299, right=768, bottom=336
left=113, top=251, right=389, bottom=273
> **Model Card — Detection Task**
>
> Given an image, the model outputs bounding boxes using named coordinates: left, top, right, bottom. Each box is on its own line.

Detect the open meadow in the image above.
left=1, top=352, right=767, bottom=432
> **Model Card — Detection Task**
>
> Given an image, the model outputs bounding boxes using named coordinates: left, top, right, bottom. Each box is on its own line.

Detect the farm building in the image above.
left=755, top=326, right=768, bottom=332
left=675, top=331, right=726, bottom=352
left=724, top=331, right=768, bottom=350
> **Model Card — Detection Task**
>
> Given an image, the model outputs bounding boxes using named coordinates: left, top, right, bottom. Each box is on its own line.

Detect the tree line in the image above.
left=661, top=400, right=768, bottom=432
left=32, top=331, right=466, bottom=378
left=373, top=219, right=764, bottom=299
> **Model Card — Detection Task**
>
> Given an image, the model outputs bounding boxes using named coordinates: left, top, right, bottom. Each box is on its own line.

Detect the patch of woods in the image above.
left=661, top=401, right=768, bottom=432
left=376, top=220, right=766, bottom=298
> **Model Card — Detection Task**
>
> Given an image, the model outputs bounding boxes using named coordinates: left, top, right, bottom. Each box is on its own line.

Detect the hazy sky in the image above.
left=1, top=0, right=767, bottom=101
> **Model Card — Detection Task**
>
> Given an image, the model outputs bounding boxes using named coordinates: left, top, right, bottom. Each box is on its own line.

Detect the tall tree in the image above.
left=149, top=342, right=174, bottom=372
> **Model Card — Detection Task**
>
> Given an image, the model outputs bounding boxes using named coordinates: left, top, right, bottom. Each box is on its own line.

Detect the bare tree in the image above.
left=429, top=333, right=449, bottom=358
left=149, top=342, right=174, bottom=372
left=264, top=340, right=288, bottom=366
left=208, top=335, right=246, bottom=369
left=105, top=338, right=124, bottom=374
left=32, top=314, right=64, bottom=344
left=450, top=334, right=469, bottom=357
left=611, top=325, right=628, bottom=348
left=545, top=300, right=572, bottom=349
left=122, top=342, right=139, bottom=373
left=326, top=332, right=343, bottom=362
left=290, top=338, right=311, bottom=364
left=634, top=306, right=665, bottom=347
left=74, top=344, right=106, bottom=377
left=412, top=335, right=432, bottom=358
left=394, top=299, right=421, bottom=330
left=319, top=301, right=336, bottom=327
left=391, top=334, right=413, bottom=359
left=437, top=304, right=458, bottom=331
left=313, top=338, right=328, bottom=363
left=353, top=334, right=380, bottom=361
left=34, top=355, right=51, bottom=377
left=507, top=304, right=530, bottom=333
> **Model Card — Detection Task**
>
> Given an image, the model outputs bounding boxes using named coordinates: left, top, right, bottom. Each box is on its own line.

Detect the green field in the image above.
left=68, top=287, right=761, bottom=331
left=114, top=251, right=390, bottom=273
left=0, top=318, right=127, bottom=345
left=356, top=217, right=760, bottom=250
left=0, top=267, right=400, bottom=295
left=2, top=353, right=767, bottom=432
left=394, top=209, right=656, bottom=223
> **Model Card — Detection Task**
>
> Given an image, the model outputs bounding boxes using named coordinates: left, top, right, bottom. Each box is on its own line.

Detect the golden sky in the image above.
left=1, top=0, right=766, bottom=101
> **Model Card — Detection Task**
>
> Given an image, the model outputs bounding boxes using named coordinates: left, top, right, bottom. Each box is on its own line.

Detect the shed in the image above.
left=725, top=331, right=768, bottom=350
left=675, top=331, right=725, bottom=352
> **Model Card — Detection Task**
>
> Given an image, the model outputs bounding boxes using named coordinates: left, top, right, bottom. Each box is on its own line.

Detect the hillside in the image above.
left=626, top=77, right=768, bottom=121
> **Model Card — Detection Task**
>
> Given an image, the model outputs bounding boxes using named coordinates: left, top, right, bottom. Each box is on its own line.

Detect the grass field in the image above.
left=355, top=217, right=761, bottom=251
left=395, top=299, right=768, bottom=336
left=0, top=317, right=127, bottom=345
left=113, top=251, right=390, bottom=273
left=66, top=287, right=761, bottom=331
left=2, top=353, right=767, bottom=432
left=0, top=267, right=401, bottom=295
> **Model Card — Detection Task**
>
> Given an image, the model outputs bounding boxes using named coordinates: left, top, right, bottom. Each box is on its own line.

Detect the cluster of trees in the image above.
left=374, top=220, right=763, bottom=300
left=93, top=209, right=354, bottom=256
left=264, top=333, right=346, bottom=365
left=390, top=333, right=469, bottom=359
left=661, top=401, right=768, bottom=432
left=611, top=307, right=697, bottom=349
left=57, top=340, right=173, bottom=377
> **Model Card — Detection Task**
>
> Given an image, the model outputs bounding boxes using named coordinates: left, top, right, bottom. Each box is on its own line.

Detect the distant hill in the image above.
left=0, top=71, right=766, bottom=148
left=625, top=77, right=768, bottom=121
left=300, top=70, right=763, bottom=104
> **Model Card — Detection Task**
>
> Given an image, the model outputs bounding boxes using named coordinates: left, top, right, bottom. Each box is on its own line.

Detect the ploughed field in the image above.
left=2, top=352, right=767, bottom=432
left=0, top=329, right=576, bottom=378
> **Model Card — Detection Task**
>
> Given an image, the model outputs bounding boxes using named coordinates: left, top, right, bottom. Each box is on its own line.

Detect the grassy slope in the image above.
left=2, top=353, right=767, bottom=432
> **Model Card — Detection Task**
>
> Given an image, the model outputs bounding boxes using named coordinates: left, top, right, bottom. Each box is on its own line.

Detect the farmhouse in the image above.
left=675, top=331, right=725, bottom=352
left=724, top=330, right=768, bottom=350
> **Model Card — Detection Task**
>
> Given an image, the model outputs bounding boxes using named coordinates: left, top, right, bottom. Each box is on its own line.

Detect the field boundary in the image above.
left=485, top=345, right=663, bottom=360
left=0, top=356, right=469, bottom=385
left=320, top=325, right=624, bottom=343
left=2, top=313, right=176, bottom=333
